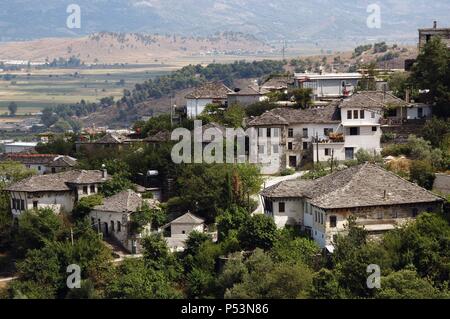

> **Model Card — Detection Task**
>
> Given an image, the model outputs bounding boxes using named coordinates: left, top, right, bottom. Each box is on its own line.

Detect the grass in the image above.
left=0, top=65, right=172, bottom=114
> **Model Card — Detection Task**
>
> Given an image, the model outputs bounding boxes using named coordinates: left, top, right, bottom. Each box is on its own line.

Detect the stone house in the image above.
left=294, top=72, right=363, bottom=99
left=185, top=82, right=233, bottom=118
left=227, top=86, right=269, bottom=106
left=261, top=163, right=443, bottom=249
left=75, top=133, right=142, bottom=153
left=5, top=169, right=108, bottom=218
left=89, top=189, right=160, bottom=254
left=0, top=153, right=77, bottom=175
left=161, top=212, right=206, bottom=252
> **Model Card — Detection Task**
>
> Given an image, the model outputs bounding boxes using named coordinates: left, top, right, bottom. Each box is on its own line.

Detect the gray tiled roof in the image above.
left=93, top=189, right=158, bottom=213
left=170, top=212, right=205, bottom=224
left=247, top=103, right=341, bottom=126
left=261, top=76, right=293, bottom=89
left=144, top=130, right=172, bottom=142
left=261, top=163, right=443, bottom=210
left=47, top=156, right=77, bottom=168
left=185, top=82, right=233, bottom=99
left=339, top=91, right=409, bottom=109
left=5, top=170, right=108, bottom=192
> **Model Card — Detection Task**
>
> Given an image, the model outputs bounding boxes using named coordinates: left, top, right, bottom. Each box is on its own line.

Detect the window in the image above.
left=51, top=167, right=56, bottom=173
left=371, top=112, right=375, bottom=119
left=258, top=128, right=264, bottom=137
left=20, top=200, right=25, bottom=211
left=387, top=109, right=397, bottom=117
left=273, top=145, right=279, bottom=154
left=320, top=213, right=323, bottom=224
left=347, top=110, right=352, bottom=119
left=90, top=185, right=96, bottom=193
left=273, top=128, right=280, bottom=137
left=267, top=129, right=271, bottom=138
left=38, top=166, right=41, bottom=171
left=302, top=128, right=308, bottom=138
left=303, top=142, right=308, bottom=150
left=83, top=186, right=88, bottom=194
left=258, top=145, right=265, bottom=154
left=111, top=221, right=115, bottom=232
left=349, top=127, right=359, bottom=136
left=330, top=216, right=337, bottom=228
left=33, top=201, right=38, bottom=209
left=360, top=110, right=365, bottom=119
left=325, top=148, right=331, bottom=156
left=377, top=212, right=384, bottom=219
left=315, top=211, right=317, bottom=222
left=353, top=110, right=359, bottom=119
left=12, top=199, right=16, bottom=210
left=288, top=142, right=293, bottom=150
left=117, top=221, right=121, bottom=232
left=288, top=128, right=294, bottom=138
left=412, top=208, right=419, bottom=217
left=324, top=128, right=333, bottom=136
left=278, top=202, right=285, bottom=213
left=372, top=126, right=377, bottom=132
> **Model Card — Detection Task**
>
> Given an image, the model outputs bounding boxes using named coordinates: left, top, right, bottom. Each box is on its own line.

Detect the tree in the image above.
left=421, top=117, right=450, bottom=149
left=72, top=194, right=103, bottom=220
left=411, top=37, right=450, bottom=117
left=130, top=203, right=166, bottom=234
left=100, top=174, right=134, bottom=197
left=104, top=258, right=181, bottom=299
left=216, top=205, right=250, bottom=241
left=7, top=102, right=17, bottom=116
left=376, top=269, right=449, bottom=299
left=238, top=214, right=277, bottom=250
left=388, top=72, right=410, bottom=99
left=223, top=104, right=246, bottom=128
left=310, top=268, right=344, bottom=299
left=14, top=209, right=63, bottom=257
left=290, top=88, right=313, bottom=109
left=409, top=160, right=436, bottom=190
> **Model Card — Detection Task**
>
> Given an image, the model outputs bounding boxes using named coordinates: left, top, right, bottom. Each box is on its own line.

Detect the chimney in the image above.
left=101, top=164, right=107, bottom=179
left=433, top=21, right=437, bottom=29
left=405, top=89, right=411, bottom=103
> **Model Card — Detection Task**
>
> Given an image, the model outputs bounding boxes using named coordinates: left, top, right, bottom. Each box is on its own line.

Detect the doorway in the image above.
left=289, top=156, right=297, bottom=168
left=345, top=147, right=354, bottom=160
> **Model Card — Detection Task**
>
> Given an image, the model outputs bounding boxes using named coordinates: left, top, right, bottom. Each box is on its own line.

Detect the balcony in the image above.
left=315, top=132, right=345, bottom=144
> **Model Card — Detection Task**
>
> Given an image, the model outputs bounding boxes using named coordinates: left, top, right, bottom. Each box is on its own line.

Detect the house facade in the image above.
left=5, top=170, right=108, bottom=217
left=185, top=82, right=233, bottom=118
left=161, top=212, right=205, bottom=252
left=0, top=153, right=77, bottom=175
left=261, top=163, right=443, bottom=249
left=294, top=73, right=363, bottom=99
left=227, top=86, right=269, bottom=106
left=89, top=189, right=159, bottom=254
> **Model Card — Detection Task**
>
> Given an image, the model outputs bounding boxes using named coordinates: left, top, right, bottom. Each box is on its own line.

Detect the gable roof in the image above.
left=47, top=156, right=77, bottom=168
left=228, top=86, right=268, bottom=96
left=185, top=82, right=233, bottom=99
left=261, top=76, right=293, bottom=90
left=144, top=130, right=172, bottom=143
left=247, top=103, right=341, bottom=127
left=0, top=153, right=57, bottom=165
left=339, top=91, right=409, bottom=110
left=261, top=163, right=443, bottom=210
left=95, top=133, right=127, bottom=144
left=5, top=170, right=108, bottom=192
left=93, top=189, right=158, bottom=213
left=170, top=212, right=205, bottom=225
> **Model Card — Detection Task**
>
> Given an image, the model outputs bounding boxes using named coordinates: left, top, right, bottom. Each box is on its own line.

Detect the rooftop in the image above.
left=185, top=82, right=233, bottom=99
left=261, top=76, right=293, bottom=90
left=261, top=163, right=443, bottom=210
left=93, top=189, right=159, bottom=213
left=5, top=169, right=108, bottom=192
left=339, top=91, right=409, bottom=110
left=294, top=72, right=363, bottom=80
left=0, top=153, right=77, bottom=167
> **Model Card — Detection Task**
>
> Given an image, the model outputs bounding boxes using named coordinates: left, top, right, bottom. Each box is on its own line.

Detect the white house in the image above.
left=161, top=212, right=206, bottom=252
left=89, top=189, right=160, bottom=254
left=4, top=142, right=38, bottom=153
left=294, top=72, right=363, bottom=99
left=5, top=169, right=108, bottom=218
left=261, top=163, right=444, bottom=249
left=227, top=86, right=269, bottom=106
left=185, top=82, right=233, bottom=118
left=0, top=153, right=77, bottom=175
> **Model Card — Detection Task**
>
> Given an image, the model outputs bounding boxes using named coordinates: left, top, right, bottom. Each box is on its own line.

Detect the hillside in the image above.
left=0, top=32, right=273, bottom=64
left=0, top=1, right=449, bottom=42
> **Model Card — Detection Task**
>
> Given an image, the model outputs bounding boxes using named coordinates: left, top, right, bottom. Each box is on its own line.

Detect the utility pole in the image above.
left=331, top=148, right=334, bottom=173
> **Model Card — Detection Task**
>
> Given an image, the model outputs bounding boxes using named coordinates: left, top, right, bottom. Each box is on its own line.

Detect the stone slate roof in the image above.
left=247, top=103, right=341, bottom=126
left=47, top=156, right=77, bottom=168
left=144, top=130, right=172, bottom=143
left=185, top=82, right=233, bottom=99
left=261, top=163, right=443, bottom=210
left=261, top=76, right=293, bottom=90
left=93, top=189, right=159, bottom=213
left=228, top=86, right=268, bottom=96
left=5, top=170, right=108, bottom=192
left=0, top=153, right=57, bottom=165
left=95, top=133, right=128, bottom=144
left=339, top=91, right=409, bottom=110
left=170, top=212, right=205, bottom=224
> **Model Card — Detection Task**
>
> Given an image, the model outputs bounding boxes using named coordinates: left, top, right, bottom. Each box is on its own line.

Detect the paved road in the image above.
left=252, top=172, right=305, bottom=215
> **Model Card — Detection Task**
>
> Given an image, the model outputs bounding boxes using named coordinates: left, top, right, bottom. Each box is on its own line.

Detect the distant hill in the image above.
left=0, top=0, right=449, bottom=42
left=0, top=32, right=273, bottom=64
